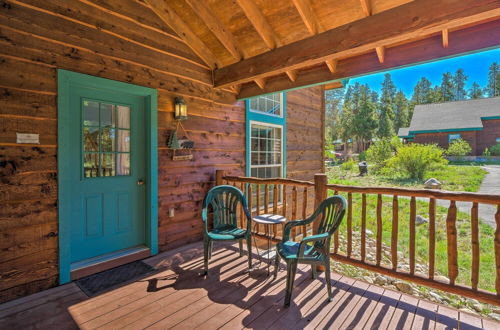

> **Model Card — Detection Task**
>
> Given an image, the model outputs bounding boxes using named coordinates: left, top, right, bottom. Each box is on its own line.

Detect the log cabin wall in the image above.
left=0, top=1, right=325, bottom=302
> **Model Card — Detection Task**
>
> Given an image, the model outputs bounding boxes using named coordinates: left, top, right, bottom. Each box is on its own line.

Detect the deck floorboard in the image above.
left=0, top=241, right=496, bottom=330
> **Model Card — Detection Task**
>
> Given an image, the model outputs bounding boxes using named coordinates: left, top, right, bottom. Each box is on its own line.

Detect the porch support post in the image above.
left=216, top=170, right=225, bottom=186
left=314, top=173, right=328, bottom=272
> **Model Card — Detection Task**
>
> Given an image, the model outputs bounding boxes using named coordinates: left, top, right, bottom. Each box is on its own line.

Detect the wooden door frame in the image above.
left=57, top=69, right=158, bottom=284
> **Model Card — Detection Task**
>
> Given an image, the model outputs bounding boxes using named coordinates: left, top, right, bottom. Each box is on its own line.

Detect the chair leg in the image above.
left=203, top=238, right=210, bottom=275
left=311, top=265, right=317, bottom=279
left=274, top=248, right=280, bottom=278
left=239, top=239, right=244, bottom=257
left=284, top=261, right=297, bottom=307
left=247, top=237, right=252, bottom=271
left=325, top=258, right=333, bottom=301
left=208, top=240, right=213, bottom=260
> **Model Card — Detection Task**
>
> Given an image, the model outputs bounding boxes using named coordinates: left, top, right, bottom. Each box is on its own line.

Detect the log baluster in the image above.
left=361, top=193, right=367, bottom=262
left=248, top=184, right=253, bottom=218
left=283, top=185, right=287, bottom=219
left=292, top=186, right=298, bottom=240
left=409, top=196, right=416, bottom=275
left=495, top=205, right=500, bottom=295
left=302, top=187, right=308, bottom=237
left=376, top=194, right=382, bottom=266
left=429, top=198, right=436, bottom=279
left=334, top=190, right=339, bottom=254
left=347, top=192, right=352, bottom=258
left=391, top=195, right=399, bottom=270
left=471, top=202, right=479, bottom=290
left=264, top=184, right=269, bottom=214
left=256, top=184, right=261, bottom=234
left=446, top=200, right=458, bottom=286
left=273, top=184, right=278, bottom=238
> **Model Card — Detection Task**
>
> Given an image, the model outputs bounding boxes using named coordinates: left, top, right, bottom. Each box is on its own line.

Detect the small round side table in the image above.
left=252, top=214, right=287, bottom=275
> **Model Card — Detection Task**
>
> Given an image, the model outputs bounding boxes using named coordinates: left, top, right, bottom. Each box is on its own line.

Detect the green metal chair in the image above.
left=202, top=185, right=252, bottom=275
left=274, top=195, right=346, bottom=307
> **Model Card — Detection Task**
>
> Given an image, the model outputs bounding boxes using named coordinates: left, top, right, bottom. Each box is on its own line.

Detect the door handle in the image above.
left=137, top=179, right=145, bottom=186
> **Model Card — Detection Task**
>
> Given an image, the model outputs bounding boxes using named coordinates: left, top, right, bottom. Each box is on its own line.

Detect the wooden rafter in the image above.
left=236, top=19, right=500, bottom=99
left=286, top=70, right=298, bottom=82
left=375, top=46, right=385, bottom=63
left=236, top=0, right=278, bottom=50
left=442, top=28, right=449, bottom=48
left=359, top=0, right=371, bottom=16
left=324, top=81, right=345, bottom=90
left=325, top=59, right=337, bottom=73
left=254, top=77, right=267, bottom=89
left=215, top=0, right=500, bottom=88
left=292, top=0, right=320, bottom=35
left=144, top=0, right=220, bottom=69
left=184, top=0, right=243, bottom=61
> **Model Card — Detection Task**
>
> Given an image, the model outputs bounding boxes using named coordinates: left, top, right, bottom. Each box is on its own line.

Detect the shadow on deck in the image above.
left=0, top=242, right=497, bottom=329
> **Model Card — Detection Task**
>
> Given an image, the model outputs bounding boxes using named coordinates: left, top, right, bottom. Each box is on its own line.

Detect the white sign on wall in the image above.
left=16, top=133, right=40, bottom=144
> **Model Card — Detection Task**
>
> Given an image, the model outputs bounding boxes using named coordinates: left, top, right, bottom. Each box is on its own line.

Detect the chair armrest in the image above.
left=283, top=218, right=314, bottom=241
left=298, top=232, right=330, bottom=258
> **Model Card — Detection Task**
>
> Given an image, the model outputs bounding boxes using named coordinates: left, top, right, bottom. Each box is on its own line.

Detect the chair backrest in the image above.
left=202, top=185, right=247, bottom=230
left=314, top=195, right=346, bottom=237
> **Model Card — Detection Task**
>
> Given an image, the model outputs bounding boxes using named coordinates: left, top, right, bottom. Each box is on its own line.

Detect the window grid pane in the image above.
left=82, top=100, right=131, bottom=178
left=249, top=93, right=282, bottom=116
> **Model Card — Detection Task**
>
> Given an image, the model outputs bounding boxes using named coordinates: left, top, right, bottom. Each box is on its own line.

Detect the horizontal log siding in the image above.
left=0, top=0, right=242, bottom=303
left=0, top=1, right=325, bottom=302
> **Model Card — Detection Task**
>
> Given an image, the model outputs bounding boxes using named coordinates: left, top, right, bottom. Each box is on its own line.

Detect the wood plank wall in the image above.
left=0, top=0, right=324, bottom=302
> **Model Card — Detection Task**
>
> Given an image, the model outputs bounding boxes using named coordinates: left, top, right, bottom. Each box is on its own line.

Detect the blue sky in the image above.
left=345, top=48, right=499, bottom=97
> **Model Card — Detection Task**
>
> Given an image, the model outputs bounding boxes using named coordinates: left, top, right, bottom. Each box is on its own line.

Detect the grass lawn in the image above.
left=327, top=165, right=496, bottom=292
left=328, top=164, right=487, bottom=192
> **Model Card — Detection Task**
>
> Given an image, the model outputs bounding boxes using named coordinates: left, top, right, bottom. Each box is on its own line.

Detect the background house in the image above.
left=398, top=97, right=500, bottom=155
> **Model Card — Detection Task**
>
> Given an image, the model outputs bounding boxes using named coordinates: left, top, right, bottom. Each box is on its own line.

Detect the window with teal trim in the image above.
left=448, top=133, right=461, bottom=143
left=246, top=93, right=286, bottom=205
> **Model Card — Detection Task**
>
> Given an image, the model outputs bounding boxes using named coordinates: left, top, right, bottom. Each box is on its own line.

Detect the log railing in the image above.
left=216, top=170, right=500, bottom=306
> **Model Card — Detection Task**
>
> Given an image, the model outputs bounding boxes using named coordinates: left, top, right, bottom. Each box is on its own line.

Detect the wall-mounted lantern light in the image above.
left=174, top=97, right=188, bottom=121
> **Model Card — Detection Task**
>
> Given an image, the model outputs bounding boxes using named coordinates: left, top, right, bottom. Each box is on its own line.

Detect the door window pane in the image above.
left=83, top=100, right=100, bottom=126
left=82, top=99, right=131, bottom=178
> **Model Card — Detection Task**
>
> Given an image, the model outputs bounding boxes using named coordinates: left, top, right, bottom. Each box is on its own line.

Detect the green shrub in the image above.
left=490, top=143, right=500, bottom=156
left=446, top=138, right=472, bottom=156
left=341, top=159, right=356, bottom=171
left=366, top=138, right=393, bottom=171
left=358, top=151, right=367, bottom=162
left=390, top=136, right=403, bottom=150
left=386, top=144, right=447, bottom=180
left=483, top=148, right=491, bottom=157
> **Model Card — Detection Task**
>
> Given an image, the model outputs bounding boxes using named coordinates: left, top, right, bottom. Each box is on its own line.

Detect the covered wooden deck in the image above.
left=0, top=242, right=497, bottom=330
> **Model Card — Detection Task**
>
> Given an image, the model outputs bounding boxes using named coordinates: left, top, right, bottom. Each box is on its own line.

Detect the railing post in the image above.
left=216, top=170, right=225, bottom=186
left=314, top=173, right=328, bottom=235
left=314, top=173, right=327, bottom=273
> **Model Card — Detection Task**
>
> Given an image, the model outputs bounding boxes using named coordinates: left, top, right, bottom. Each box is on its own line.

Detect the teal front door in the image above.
left=67, top=86, right=146, bottom=263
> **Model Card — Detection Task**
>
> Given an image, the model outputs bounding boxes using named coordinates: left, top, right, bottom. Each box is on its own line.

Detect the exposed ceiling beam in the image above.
left=144, top=0, right=220, bottom=69
left=359, top=0, right=371, bottom=16
left=236, top=0, right=278, bottom=50
left=325, top=59, right=338, bottom=73
left=442, top=28, right=449, bottom=48
left=292, top=0, right=320, bottom=35
left=286, top=70, right=298, bottom=82
left=254, top=77, right=267, bottom=89
left=184, top=0, right=243, bottom=61
left=215, top=0, right=500, bottom=88
left=236, top=19, right=500, bottom=99
left=375, top=46, right=385, bottom=63
left=324, top=81, right=344, bottom=90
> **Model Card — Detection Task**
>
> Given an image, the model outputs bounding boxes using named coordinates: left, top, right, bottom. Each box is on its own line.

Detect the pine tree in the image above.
left=411, top=77, right=432, bottom=104
left=440, top=72, right=454, bottom=102
left=394, top=90, right=409, bottom=130
left=325, top=88, right=345, bottom=142
left=352, top=84, right=377, bottom=150
left=486, top=62, right=500, bottom=97
left=468, top=82, right=483, bottom=99
left=377, top=74, right=396, bottom=138
left=452, top=68, right=468, bottom=100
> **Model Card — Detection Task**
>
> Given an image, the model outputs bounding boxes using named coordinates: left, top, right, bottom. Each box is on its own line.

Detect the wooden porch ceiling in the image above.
left=141, top=0, right=500, bottom=98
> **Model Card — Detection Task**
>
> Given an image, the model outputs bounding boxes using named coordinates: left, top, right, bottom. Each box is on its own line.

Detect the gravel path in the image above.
left=433, top=165, right=500, bottom=227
